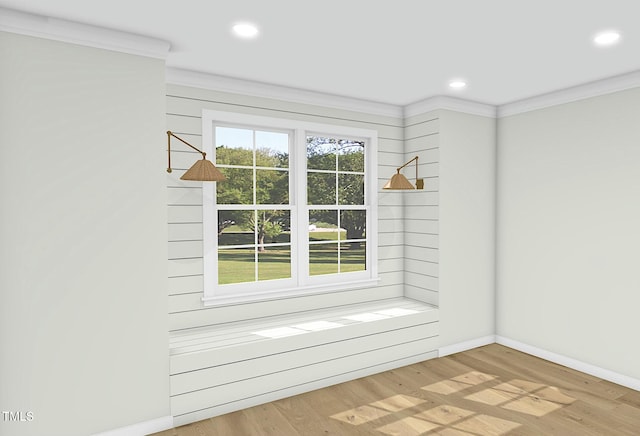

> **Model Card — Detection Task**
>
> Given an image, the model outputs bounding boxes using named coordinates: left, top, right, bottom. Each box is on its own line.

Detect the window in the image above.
left=202, top=110, right=378, bottom=305
left=306, top=136, right=367, bottom=277
left=214, top=126, right=292, bottom=286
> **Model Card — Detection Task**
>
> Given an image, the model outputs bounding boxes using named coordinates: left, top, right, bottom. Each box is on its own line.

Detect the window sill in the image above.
left=201, top=277, right=381, bottom=308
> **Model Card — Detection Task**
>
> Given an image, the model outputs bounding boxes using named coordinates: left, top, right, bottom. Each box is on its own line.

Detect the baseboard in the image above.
left=91, top=415, right=173, bottom=436
left=496, top=336, right=640, bottom=392
left=438, top=335, right=496, bottom=357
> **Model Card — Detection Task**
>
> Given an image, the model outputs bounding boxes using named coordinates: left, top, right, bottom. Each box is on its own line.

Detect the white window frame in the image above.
left=201, top=110, right=378, bottom=306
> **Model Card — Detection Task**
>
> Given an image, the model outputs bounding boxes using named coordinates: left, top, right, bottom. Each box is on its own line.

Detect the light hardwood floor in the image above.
left=152, top=344, right=640, bottom=435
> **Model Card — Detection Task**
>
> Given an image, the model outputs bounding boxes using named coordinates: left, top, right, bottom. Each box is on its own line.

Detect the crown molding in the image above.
left=405, top=95, right=497, bottom=119
left=166, top=67, right=404, bottom=119
left=498, top=70, right=640, bottom=117
left=0, top=7, right=170, bottom=59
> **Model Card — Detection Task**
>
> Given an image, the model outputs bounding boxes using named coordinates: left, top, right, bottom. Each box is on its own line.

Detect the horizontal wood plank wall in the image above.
left=403, top=111, right=440, bottom=305
left=170, top=299, right=439, bottom=426
left=167, top=83, right=413, bottom=329
left=166, top=84, right=440, bottom=425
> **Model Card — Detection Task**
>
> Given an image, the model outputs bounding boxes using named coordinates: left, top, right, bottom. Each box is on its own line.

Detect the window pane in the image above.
left=340, top=210, right=366, bottom=241
left=257, top=169, right=289, bottom=204
left=217, top=168, right=254, bottom=205
left=216, top=127, right=254, bottom=166
left=258, top=247, right=291, bottom=281
left=338, top=174, right=365, bottom=205
left=309, top=210, right=338, bottom=242
left=307, top=136, right=336, bottom=171
left=256, top=131, right=289, bottom=168
left=341, top=241, right=366, bottom=272
left=307, top=172, right=336, bottom=205
left=309, top=243, right=338, bottom=276
left=218, top=247, right=255, bottom=284
left=218, top=210, right=254, bottom=246
left=338, top=140, right=364, bottom=172
left=257, top=210, right=291, bottom=247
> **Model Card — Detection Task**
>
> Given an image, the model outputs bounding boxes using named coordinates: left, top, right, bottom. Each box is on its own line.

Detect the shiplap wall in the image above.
left=167, top=84, right=439, bottom=330
left=169, top=298, right=439, bottom=425
left=165, top=83, right=441, bottom=425
left=402, top=111, right=440, bottom=306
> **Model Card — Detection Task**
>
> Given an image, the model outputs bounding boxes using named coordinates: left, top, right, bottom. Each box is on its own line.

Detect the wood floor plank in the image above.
left=452, top=346, right=629, bottom=412
left=620, top=390, right=640, bottom=409
left=150, top=344, right=640, bottom=436
left=237, top=403, right=301, bottom=436
left=274, top=390, right=374, bottom=435
left=150, top=429, right=177, bottom=436
left=444, top=347, right=638, bottom=436
left=173, top=419, right=219, bottom=436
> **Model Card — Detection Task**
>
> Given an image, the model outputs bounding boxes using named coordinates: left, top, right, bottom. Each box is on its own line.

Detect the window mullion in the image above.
left=335, top=150, right=340, bottom=274
left=203, top=120, right=217, bottom=299
left=296, top=128, right=309, bottom=287
left=252, top=131, right=258, bottom=282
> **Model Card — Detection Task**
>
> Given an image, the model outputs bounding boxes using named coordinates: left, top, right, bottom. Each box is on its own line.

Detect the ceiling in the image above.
left=2, top=0, right=639, bottom=106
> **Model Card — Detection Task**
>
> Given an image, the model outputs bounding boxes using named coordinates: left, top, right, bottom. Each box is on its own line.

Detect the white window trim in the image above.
left=201, top=109, right=379, bottom=307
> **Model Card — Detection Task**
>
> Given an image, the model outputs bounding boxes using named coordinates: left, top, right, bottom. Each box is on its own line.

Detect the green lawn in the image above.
left=219, top=231, right=290, bottom=246
left=218, top=230, right=365, bottom=284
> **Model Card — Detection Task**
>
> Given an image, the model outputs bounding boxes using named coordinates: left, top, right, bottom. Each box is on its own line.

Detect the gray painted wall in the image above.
left=497, top=87, right=640, bottom=380
left=439, top=110, right=497, bottom=347
left=0, top=32, right=169, bottom=436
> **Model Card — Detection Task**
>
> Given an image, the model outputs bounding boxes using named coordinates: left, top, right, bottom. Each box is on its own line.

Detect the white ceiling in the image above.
left=1, top=0, right=639, bottom=106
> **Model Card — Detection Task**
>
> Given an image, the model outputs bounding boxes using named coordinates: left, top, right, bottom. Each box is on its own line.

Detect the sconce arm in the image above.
left=167, top=130, right=207, bottom=173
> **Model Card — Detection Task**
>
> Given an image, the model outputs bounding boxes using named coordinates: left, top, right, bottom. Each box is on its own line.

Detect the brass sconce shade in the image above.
left=383, top=156, right=424, bottom=190
left=166, top=131, right=226, bottom=182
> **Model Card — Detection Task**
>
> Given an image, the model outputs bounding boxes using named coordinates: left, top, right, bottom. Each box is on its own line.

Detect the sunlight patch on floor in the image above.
left=331, top=394, right=425, bottom=425
left=452, top=413, right=521, bottom=435
left=330, top=404, right=391, bottom=425
left=370, top=394, right=427, bottom=412
left=464, top=379, right=575, bottom=417
left=422, top=371, right=498, bottom=395
left=329, top=369, right=575, bottom=434
left=375, top=404, right=521, bottom=436
left=414, top=405, right=475, bottom=425
left=329, top=386, right=522, bottom=435
left=464, top=388, right=520, bottom=406
left=376, top=416, right=441, bottom=435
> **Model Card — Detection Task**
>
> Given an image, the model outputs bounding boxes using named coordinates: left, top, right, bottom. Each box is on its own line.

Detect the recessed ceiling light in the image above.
left=593, top=30, right=621, bottom=46
left=233, top=22, right=259, bottom=39
left=449, top=80, right=467, bottom=89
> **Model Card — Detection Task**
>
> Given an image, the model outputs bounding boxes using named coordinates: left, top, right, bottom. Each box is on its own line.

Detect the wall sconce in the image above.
left=383, top=156, right=424, bottom=190
left=166, top=131, right=226, bottom=182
